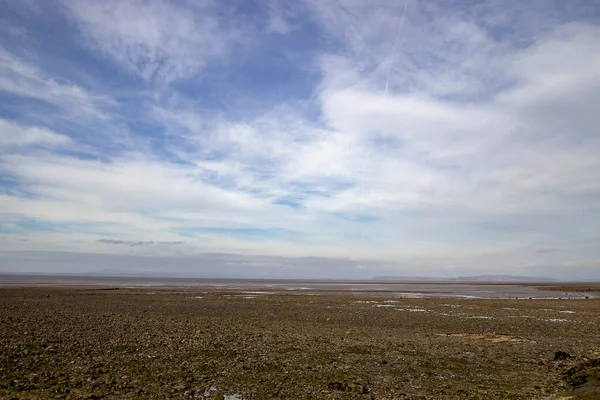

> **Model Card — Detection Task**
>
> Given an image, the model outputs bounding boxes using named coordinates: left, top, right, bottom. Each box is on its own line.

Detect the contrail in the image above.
left=384, top=0, right=409, bottom=94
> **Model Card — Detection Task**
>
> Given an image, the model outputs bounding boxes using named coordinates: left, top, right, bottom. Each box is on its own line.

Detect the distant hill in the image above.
left=372, top=275, right=557, bottom=282
left=373, top=276, right=444, bottom=281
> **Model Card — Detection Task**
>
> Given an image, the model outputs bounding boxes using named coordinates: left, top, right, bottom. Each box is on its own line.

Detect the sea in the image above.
left=0, top=274, right=596, bottom=299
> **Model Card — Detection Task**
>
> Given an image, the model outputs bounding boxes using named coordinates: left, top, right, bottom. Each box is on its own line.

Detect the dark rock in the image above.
left=327, top=381, right=370, bottom=394
left=563, top=358, right=600, bottom=391
left=327, top=382, right=346, bottom=391
left=353, top=382, right=370, bottom=394
left=554, top=351, right=574, bottom=361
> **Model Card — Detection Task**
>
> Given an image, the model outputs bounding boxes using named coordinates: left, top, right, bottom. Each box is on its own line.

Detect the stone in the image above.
left=327, top=382, right=346, bottom=391
left=554, top=351, right=574, bottom=361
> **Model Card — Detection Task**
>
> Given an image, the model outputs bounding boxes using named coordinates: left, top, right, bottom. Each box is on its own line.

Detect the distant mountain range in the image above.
left=372, top=275, right=558, bottom=282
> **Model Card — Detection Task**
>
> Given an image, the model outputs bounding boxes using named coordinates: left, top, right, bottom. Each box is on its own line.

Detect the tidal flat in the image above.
left=1, top=287, right=599, bottom=399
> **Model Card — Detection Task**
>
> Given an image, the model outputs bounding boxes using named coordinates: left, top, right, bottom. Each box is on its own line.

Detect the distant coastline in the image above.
left=372, top=275, right=558, bottom=283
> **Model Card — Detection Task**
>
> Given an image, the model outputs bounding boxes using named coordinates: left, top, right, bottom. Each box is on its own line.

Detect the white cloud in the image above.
left=500, top=23, right=600, bottom=140
left=0, top=49, right=111, bottom=118
left=61, top=0, right=241, bottom=83
left=0, top=119, right=71, bottom=147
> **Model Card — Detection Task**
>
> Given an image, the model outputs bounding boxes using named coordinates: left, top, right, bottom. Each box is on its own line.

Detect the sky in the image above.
left=1, top=0, right=600, bottom=279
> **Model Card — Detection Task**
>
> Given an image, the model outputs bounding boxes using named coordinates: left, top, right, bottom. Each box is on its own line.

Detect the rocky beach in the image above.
left=1, top=286, right=599, bottom=399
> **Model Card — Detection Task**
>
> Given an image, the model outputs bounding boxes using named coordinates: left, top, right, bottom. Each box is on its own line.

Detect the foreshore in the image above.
left=2, top=275, right=599, bottom=299
left=1, top=287, right=599, bottom=399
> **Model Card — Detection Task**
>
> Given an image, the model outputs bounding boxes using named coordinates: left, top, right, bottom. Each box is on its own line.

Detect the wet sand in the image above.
left=1, top=275, right=598, bottom=299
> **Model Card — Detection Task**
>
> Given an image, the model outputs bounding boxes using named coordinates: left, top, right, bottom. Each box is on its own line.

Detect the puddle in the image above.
left=440, top=333, right=524, bottom=343
left=541, top=318, right=571, bottom=322
left=441, top=304, right=461, bottom=308
left=242, top=291, right=273, bottom=295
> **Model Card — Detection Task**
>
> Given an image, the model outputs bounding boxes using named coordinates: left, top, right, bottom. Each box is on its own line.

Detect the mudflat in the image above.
left=1, top=288, right=599, bottom=399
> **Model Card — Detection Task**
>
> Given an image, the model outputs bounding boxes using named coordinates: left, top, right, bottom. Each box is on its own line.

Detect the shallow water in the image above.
left=1, top=274, right=597, bottom=299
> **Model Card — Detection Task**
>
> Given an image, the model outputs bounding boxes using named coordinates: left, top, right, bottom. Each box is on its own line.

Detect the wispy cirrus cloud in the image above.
left=0, top=119, right=71, bottom=148
left=60, top=0, right=244, bottom=84
left=0, top=49, right=112, bottom=118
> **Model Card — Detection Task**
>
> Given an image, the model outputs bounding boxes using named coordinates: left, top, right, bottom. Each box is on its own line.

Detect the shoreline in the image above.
left=1, top=274, right=599, bottom=299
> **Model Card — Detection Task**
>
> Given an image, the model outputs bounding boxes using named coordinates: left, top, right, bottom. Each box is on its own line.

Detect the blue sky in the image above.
left=1, top=0, right=600, bottom=279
